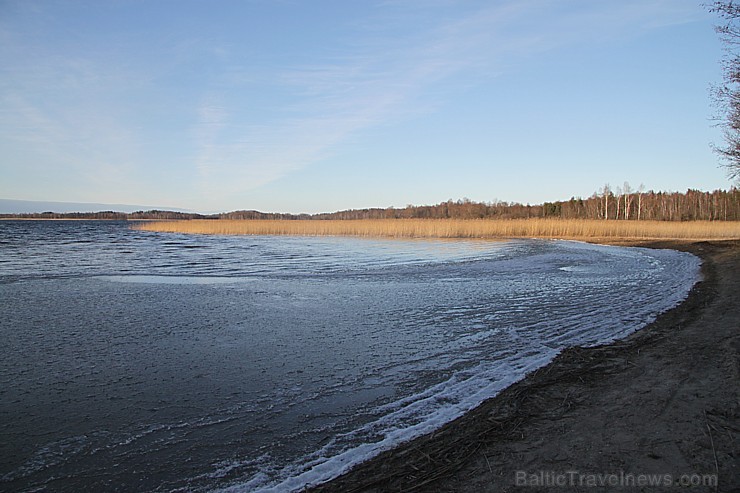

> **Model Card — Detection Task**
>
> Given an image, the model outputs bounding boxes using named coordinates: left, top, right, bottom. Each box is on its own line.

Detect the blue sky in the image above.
left=0, top=0, right=732, bottom=213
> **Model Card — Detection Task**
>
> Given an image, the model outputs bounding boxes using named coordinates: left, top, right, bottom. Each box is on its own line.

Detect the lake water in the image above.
left=0, top=221, right=700, bottom=492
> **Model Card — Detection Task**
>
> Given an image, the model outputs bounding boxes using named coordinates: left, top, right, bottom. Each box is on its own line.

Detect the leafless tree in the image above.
left=602, top=184, right=611, bottom=219
left=707, top=1, right=740, bottom=181
left=623, top=182, right=633, bottom=220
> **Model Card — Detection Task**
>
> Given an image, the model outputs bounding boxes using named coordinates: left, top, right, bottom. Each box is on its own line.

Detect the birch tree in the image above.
left=602, top=184, right=611, bottom=219
left=623, top=182, right=633, bottom=220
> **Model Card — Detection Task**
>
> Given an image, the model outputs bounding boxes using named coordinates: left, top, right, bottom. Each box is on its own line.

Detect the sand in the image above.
left=310, top=240, right=739, bottom=492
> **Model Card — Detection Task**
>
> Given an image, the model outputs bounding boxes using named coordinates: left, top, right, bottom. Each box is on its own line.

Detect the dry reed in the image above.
left=133, top=218, right=740, bottom=240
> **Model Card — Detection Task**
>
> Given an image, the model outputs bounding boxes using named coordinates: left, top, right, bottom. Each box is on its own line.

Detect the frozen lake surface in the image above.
left=0, top=221, right=700, bottom=492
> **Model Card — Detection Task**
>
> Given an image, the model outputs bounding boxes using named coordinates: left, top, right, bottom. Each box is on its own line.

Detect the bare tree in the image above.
left=707, top=1, right=740, bottom=181
left=623, top=182, right=633, bottom=220
left=602, top=183, right=611, bottom=219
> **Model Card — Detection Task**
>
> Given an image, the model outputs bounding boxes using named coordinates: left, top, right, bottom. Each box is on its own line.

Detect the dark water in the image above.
left=0, top=221, right=700, bottom=492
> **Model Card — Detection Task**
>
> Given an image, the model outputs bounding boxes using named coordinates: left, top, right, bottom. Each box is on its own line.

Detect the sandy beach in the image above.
left=311, top=240, right=739, bottom=492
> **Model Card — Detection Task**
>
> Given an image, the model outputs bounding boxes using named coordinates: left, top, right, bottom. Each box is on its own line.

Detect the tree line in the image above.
left=2, top=187, right=738, bottom=222
left=0, top=210, right=208, bottom=220
left=313, top=187, right=740, bottom=221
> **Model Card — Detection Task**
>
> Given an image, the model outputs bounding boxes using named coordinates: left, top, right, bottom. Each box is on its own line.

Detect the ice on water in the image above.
left=0, top=221, right=700, bottom=492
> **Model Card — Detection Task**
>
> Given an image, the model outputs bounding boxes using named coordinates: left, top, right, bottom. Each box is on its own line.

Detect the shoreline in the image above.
left=309, top=239, right=739, bottom=492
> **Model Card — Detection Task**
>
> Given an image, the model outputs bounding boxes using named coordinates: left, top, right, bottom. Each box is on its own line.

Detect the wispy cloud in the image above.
left=0, top=0, right=708, bottom=209
left=0, top=55, right=156, bottom=203
left=0, top=92, right=148, bottom=202
left=189, top=0, right=705, bottom=206
left=194, top=97, right=228, bottom=176
left=187, top=3, right=522, bottom=202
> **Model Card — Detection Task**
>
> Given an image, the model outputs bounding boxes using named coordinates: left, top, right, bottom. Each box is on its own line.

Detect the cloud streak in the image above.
left=0, top=0, right=710, bottom=209
left=187, top=0, right=706, bottom=207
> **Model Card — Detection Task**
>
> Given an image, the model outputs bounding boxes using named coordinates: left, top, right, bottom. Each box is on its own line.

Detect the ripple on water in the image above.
left=0, top=221, right=701, bottom=492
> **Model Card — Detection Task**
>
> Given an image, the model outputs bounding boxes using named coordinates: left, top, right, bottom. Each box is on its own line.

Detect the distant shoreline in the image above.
left=0, top=218, right=149, bottom=221
left=3, top=189, right=739, bottom=222
left=310, top=239, right=739, bottom=492
left=0, top=218, right=166, bottom=221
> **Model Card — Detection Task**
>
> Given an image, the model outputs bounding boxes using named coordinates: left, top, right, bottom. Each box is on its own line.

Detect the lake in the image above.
left=0, top=220, right=700, bottom=492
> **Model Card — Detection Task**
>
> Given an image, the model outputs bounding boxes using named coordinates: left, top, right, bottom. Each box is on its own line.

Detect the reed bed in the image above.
left=133, top=218, right=740, bottom=240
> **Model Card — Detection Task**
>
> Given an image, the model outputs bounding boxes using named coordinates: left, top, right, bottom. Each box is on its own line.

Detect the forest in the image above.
left=2, top=187, right=738, bottom=222
left=192, top=187, right=740, bottom=222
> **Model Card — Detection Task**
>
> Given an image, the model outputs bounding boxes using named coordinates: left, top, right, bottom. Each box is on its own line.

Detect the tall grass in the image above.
left=133, top=218, right=740, bottom=240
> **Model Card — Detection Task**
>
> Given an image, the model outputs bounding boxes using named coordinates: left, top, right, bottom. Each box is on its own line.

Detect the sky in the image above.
left=0, top=0, right=733, bottom=214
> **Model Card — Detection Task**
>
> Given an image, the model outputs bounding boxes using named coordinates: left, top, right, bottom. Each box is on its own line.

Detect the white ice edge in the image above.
left=217, top=242, right=702, bottom=493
